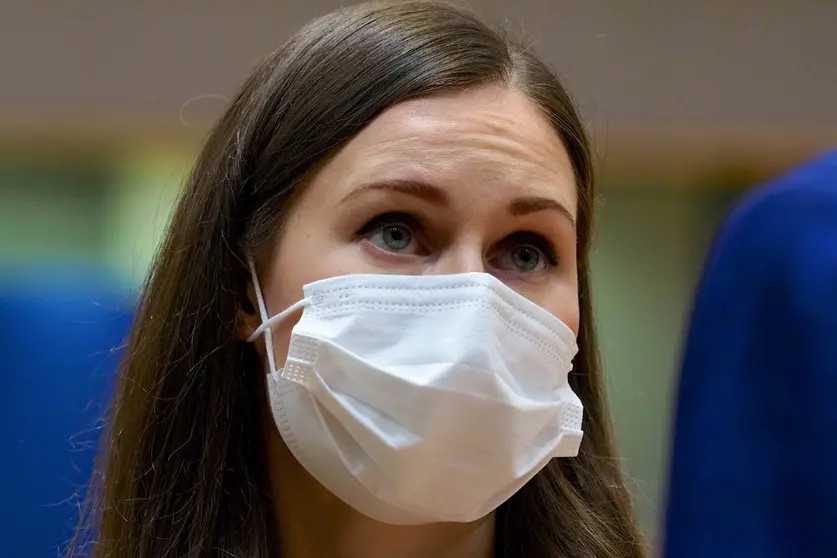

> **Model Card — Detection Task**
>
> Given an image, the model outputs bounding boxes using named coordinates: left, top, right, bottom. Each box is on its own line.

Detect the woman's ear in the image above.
left=236, top=279, right=262, bottom=341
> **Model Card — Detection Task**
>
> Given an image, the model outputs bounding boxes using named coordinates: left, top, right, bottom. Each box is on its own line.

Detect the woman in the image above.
left=75, top=1, right=643, bottom=556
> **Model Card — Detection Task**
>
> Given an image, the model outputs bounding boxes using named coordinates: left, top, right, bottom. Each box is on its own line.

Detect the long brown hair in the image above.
left=72, top=1, right=643, bottom=556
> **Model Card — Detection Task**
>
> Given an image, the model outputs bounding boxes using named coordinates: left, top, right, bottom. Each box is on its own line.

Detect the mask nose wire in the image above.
left=246, top=256, right=307, bottom=377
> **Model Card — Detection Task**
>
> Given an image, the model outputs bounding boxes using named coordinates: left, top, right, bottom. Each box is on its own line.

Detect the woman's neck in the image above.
left=265, top=428, right=495, bottom=558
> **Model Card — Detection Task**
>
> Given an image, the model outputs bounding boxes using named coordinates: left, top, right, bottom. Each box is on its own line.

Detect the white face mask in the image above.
left=247, top=260, right=584, bottom=525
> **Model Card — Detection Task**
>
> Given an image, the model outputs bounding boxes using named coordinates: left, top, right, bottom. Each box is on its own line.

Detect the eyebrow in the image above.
left=341, top=179, right=449, bottom=205
left=342, top=179, right=576, bottom=228
left=508, top=196, right=576, bottom=228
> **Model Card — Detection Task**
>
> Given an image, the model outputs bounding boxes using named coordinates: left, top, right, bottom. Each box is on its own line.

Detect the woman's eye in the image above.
left=376, top=223, right=414, bottom=251
left=510, top=245, right=545, bottom=272
left=357, top=213, right=423, bottom=254
left=490, top=233, right=558, bottom=274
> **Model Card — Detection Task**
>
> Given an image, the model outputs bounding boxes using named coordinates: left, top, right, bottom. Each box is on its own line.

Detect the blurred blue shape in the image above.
left=663, top=150, right=837, bottom=557
left=0, top=266, right=134, bottom=557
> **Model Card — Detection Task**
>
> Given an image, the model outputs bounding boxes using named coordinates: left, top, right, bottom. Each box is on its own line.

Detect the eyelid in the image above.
left=356, top=212, right=421, bottom=236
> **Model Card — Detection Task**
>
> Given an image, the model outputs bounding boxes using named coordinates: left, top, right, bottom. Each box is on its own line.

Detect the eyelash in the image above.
left=355, top=212, right=560, bottom=269
left=357, top=212, right=419, bottom=235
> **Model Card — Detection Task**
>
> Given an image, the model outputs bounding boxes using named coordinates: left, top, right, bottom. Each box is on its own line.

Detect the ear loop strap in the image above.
left=247, top=256, right=307, bottom=379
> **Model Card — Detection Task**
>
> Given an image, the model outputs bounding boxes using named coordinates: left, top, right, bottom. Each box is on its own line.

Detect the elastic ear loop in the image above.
left=246, top=256, right=306, bottom=380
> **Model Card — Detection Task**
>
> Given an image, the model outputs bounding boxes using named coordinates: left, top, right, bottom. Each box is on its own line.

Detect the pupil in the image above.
left=514, top=247, right=539, bottom=271
left=383, top=225, right=411, bottom=250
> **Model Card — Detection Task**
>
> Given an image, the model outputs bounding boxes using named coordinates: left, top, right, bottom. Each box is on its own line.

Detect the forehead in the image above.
left=314, top=84, right=577, bottom=213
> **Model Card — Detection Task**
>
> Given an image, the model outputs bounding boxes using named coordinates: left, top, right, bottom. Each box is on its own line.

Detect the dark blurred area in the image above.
left=0, top=1, right=834, bottom=555
left=664, top=150, right=837, bottom=558
left=0, top=269, right=132, bottom=557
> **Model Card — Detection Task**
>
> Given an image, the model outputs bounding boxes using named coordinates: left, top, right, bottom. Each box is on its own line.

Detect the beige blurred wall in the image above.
left=1, top=0, right=835, bottom=183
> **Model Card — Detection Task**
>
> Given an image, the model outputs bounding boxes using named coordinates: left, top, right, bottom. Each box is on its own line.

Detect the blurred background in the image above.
left=1, top=0, right=835, bottom=555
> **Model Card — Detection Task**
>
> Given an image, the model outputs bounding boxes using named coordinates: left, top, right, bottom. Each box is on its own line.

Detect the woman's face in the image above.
left=248, top=83, right=579, bottom=352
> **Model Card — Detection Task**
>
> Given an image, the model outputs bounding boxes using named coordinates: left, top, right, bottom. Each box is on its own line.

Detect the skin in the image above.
left=239, top=83, right=580, bottom=558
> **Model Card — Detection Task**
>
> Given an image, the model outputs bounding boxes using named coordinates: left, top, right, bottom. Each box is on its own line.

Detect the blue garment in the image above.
left=0, top=268, right=133, bottom=557
left=663, top=150, right=837, bottom=557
